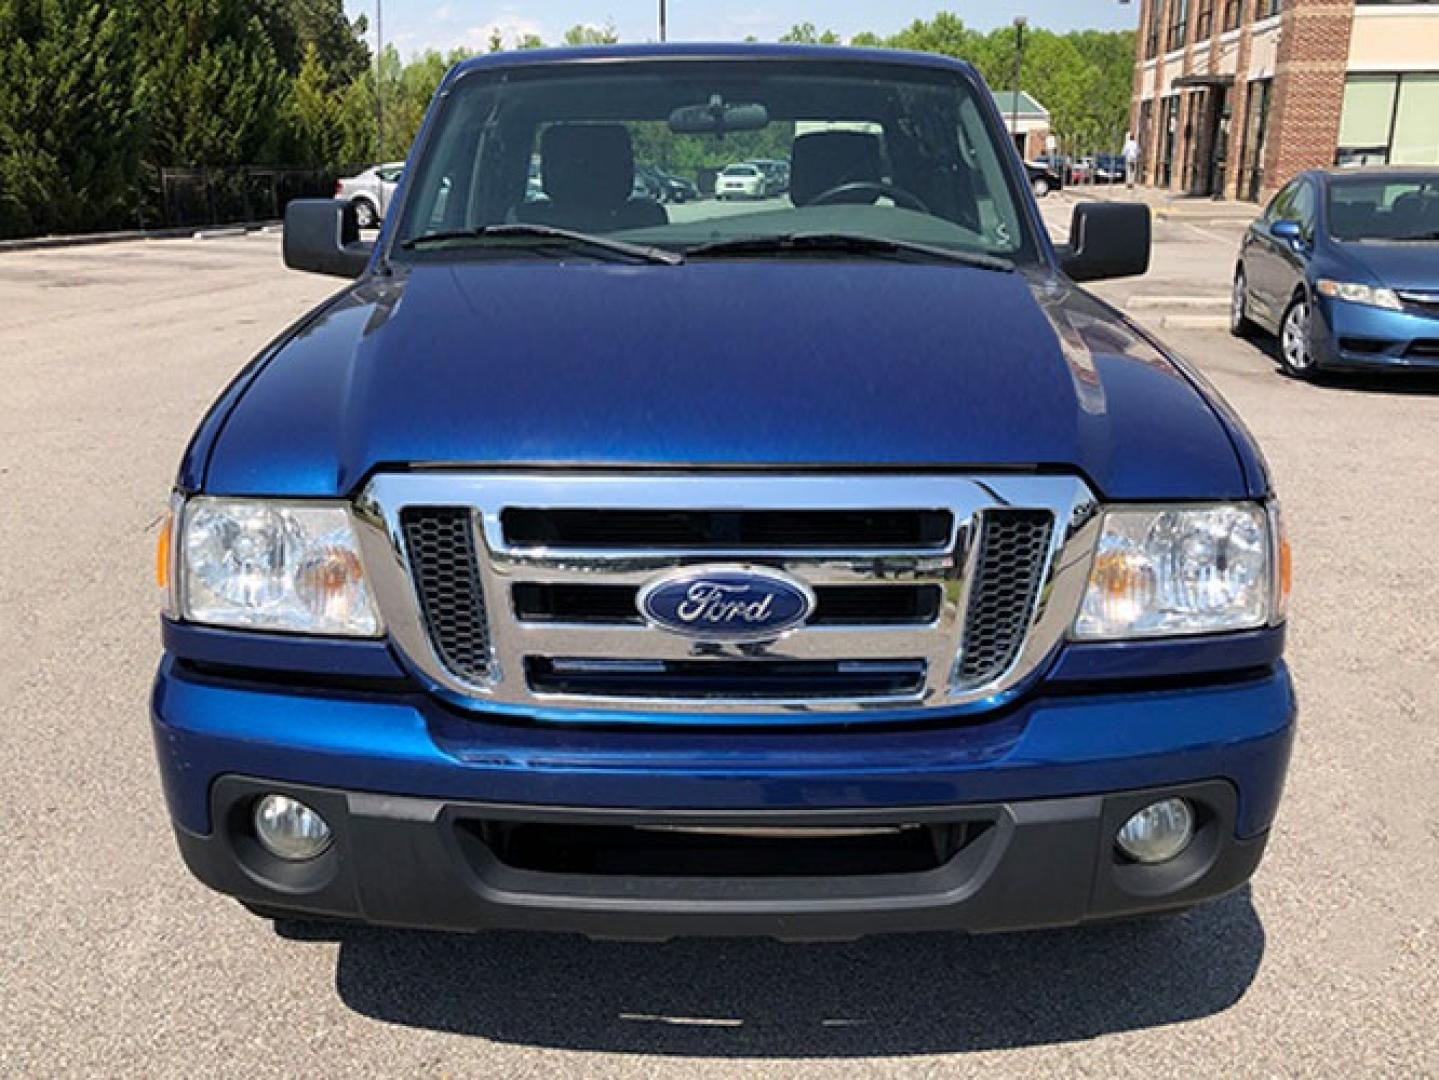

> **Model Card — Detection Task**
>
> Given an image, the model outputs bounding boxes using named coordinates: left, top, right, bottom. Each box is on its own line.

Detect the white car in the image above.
left=335, top=162, right=404, bottom=229
left=716, top=163, right=767, bottom=201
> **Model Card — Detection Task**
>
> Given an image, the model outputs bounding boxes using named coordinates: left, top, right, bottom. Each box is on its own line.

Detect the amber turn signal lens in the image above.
left=156, top=512, right=174, bottom=590
left=1277, top=530, right=1293, bottom=618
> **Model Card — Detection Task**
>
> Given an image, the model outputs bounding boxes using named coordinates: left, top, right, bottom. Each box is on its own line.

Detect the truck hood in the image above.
left=199, top=260, right=1253, bottom=500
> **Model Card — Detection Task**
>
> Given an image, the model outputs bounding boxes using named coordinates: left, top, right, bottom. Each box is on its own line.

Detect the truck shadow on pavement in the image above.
left=279, top=888, right=1264, bottom=1057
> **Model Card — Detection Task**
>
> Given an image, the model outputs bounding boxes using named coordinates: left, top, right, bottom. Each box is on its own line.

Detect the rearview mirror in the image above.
left=1059, top=201, right=1151, bottom=283
left=669, top=100, right=769, bottom=135
left=283, top=199, right=373, bottom=279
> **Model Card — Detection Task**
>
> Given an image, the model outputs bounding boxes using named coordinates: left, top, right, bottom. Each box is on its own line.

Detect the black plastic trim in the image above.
left=172, top=776, right=1267, bottom=939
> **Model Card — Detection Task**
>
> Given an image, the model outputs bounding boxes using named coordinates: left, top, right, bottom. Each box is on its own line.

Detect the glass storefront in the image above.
left=1337, top=74, right=1439, bottom=166
left=1240, top=78, right=1273, bottom=201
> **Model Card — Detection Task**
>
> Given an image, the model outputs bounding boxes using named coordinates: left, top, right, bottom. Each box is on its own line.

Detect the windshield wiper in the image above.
left=1391, top=231, right=1439, bottom=242
left=685, top=232, right=1012, bottom=271
left=399, top=224, right=683, bottom=265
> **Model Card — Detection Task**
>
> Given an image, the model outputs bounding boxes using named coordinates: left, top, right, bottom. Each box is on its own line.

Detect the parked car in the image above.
left=715, top=162, right=767, bottom=200
left=1024, top=160, right=1063, bottom=197
left=335, top=162, right=404, bottom=229
left=1232, top=167, right=1439, bottom=378
left=749, top=158, right=791, bottom=195
left=1093, top=154, right=1126, bottom=183
left=1034, top=154, right=1084, bottom=186
left=631, top=169, right=666, bottom=203
left=158, top=45, right=1294, bottom=941
left=638, top=164, right=699, bottom=204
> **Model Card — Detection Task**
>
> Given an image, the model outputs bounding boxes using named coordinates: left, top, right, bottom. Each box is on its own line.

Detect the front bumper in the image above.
left=178, top=776, right=1266, bottom=939
left=1312, top=295, right=1439, bottom=371
left=153, top=658, right=1294, bottom=937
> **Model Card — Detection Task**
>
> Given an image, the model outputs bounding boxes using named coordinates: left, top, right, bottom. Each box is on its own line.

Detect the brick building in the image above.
left=1130, top=0, right=1439, bottom=202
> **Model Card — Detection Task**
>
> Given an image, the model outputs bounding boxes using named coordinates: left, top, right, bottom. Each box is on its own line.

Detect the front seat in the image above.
left=790, top=131, right=884, bottom=206
left=521, top=124, right=667, bottom=232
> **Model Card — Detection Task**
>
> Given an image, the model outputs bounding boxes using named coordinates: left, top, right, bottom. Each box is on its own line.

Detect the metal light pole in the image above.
left=659, top=0, right=667, bottom=42
left=1011, top=16, right=1027, bottom=160
left=375, top=0, right=386, bottom=161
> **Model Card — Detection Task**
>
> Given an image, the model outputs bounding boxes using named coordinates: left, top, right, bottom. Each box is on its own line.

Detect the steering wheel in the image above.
left=805, top=181, right=930, bottom=214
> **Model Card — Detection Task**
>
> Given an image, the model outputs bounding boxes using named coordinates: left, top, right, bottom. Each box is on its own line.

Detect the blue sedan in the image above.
left=1232, top=168, right=1439, bottom=378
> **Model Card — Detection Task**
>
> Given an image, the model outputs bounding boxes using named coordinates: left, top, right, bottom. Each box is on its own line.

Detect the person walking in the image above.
left=1122, top=132, right=1140, bottom=189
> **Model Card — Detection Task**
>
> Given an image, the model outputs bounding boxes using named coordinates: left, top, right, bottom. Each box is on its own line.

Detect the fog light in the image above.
left=253, top=795, right=332, bottom=861
left=1115, top=798, right=1194, bottom=864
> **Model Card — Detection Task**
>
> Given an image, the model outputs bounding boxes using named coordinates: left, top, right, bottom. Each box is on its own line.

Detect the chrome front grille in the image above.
left=356, top=473, right=1100, bottom=721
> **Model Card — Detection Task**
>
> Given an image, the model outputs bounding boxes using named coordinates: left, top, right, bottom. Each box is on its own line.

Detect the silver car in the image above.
left=716, top=163, right=766, bottom=201
left=335, top=162, right=404, bottom=229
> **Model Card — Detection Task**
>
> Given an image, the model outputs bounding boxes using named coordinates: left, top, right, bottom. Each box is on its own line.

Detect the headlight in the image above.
left=1074, top=504, right=1273, bottom=640
left=1315, top=279, right=1402, bottom=311
left=179, top=498, right=382, bottom=636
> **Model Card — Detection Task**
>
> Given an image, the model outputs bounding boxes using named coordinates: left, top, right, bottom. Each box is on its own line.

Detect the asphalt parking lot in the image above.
left=2, top=216, right=1437, bottom=1077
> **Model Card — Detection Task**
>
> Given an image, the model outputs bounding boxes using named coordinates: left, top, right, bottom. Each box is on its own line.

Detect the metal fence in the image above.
left=158, top=166, right=364, bottom=229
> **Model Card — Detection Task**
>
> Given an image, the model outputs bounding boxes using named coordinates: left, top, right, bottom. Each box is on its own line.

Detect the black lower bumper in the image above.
left=176, top=776, right=1268, bottom=940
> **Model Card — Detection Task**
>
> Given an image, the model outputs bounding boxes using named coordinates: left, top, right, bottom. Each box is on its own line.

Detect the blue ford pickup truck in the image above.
left=152, top=44, right=1295, bottom=939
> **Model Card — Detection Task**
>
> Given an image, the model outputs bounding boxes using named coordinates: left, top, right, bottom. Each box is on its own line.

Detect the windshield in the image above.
left=394, top=59, right=1035, bottom=264
left=1328, top=175, right=1439, bottom=242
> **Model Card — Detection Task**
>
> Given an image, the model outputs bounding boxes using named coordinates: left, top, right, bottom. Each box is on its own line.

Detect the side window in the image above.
left=377, top=167, right=404, bottom=184
left=1291, top=180, right=1316, bottom=239
left=1264, top=180, right=1296, bottom=223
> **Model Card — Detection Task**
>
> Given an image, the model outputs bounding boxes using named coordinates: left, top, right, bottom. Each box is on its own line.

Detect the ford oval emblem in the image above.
left=638, top=565, right=817, bottom=643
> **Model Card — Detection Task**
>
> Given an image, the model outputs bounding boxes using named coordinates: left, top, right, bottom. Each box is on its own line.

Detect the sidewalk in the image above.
left=1057, top=183, right=1258, bottom=223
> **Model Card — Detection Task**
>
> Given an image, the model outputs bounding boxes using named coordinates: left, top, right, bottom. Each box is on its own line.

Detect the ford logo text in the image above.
left=638, top=566, right=816, bottom=643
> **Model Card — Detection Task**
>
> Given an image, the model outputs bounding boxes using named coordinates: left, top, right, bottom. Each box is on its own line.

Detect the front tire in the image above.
left=1230, top=269, right=1257, bottom=338
left=1032, top=177, right=1051, bottom=198
left=1279, top=294, right=1318, bottom=380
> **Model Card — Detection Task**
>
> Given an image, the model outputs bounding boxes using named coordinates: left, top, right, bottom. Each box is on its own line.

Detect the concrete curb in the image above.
left=0, top=227, right=193, bottom=253
left=1146, top=313, right=1231, bottom=330
left=0, top=220, right=280, bottom=254
left=1127, top=295, right=1230, bottom=310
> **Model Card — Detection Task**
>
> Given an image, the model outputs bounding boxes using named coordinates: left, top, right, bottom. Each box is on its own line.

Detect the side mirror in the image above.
left=1059, top=201, right=1151, bottom=283
left=1269, top=219, right=1303, bottom=244
left=283, top=199, right=373, bottom=279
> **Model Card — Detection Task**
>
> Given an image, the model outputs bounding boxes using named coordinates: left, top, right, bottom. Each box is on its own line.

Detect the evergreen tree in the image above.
left=0, top=0, right=146, bottom=237
left=139, top=0, right=290, bottom=167
left=287, top=43, right=343, bottom=165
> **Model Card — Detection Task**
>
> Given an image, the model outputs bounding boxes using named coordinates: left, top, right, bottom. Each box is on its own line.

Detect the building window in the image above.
left=1338, top=74, right=1439, bottom=166
left=1146, top=0, right=1164, bottom=57
left=1222, top=0, right=1242, bottom=31
left=1138, top=99, right=1155, bottom=177
left=1196, top=0, right=1214, bottom=38
left=1168, top=0, right=1190, bottom=50
left=1254, top=0, right=1281, bottom=19
left=1160, top=96, right=1182, bottom=186
left=1240, top=78, right=1273, bottom=201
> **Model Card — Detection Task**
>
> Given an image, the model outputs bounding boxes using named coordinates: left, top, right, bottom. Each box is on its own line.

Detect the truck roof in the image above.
left=443, top=42, right=979, bottom=90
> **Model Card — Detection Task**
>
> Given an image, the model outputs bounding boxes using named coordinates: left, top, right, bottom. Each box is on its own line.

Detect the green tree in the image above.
left=0, top=0, right=147, bottom=237
left=779, top=22, right=840, bottom=45
left=562, top=22, right=618, bottom=46
left=253, top=0, right=369, bottom=83
left=139, top=0, right=290, bottom=166
left=286, top=42, right=343, bottom=165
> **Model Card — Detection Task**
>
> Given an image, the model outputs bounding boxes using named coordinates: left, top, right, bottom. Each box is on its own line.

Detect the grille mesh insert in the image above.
left=402, top=508, right=491, bottom=683
left=957, top=509, right=1054, bottom=687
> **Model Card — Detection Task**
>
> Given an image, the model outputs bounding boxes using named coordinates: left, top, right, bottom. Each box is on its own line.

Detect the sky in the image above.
left=345, top=1, right=1139, bottom=59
